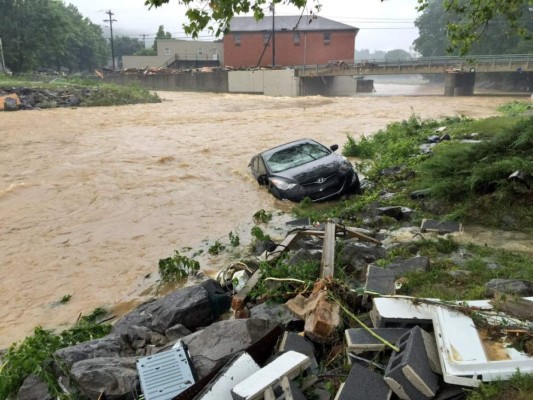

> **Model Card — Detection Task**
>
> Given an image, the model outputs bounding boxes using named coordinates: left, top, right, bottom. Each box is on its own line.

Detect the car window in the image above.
left=266, top=142, right=330, bottom=173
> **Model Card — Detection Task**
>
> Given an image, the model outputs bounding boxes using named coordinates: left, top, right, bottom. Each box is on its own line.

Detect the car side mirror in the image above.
left=330, top=144, right=339, bottom=152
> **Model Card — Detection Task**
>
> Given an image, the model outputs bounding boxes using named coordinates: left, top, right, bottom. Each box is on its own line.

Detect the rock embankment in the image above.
left=15, top=216, right=533, bottom=400
left=0, top=86, right=97, bottom=110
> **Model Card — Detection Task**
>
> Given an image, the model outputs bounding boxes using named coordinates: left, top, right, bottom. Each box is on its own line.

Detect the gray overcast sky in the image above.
left=66, top=0, right=421, bottom=52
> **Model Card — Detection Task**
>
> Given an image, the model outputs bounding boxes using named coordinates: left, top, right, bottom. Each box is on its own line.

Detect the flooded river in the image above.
left=0, top=87, right=528, bottom=347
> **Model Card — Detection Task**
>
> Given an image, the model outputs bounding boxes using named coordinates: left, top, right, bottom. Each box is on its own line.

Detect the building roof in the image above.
left=229, top=15, right=358, bottom=33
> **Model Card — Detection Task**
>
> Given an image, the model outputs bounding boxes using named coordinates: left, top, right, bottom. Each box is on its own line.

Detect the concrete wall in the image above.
left=228, top=69, right=299, bottom=96
left=329, top=76, right=357, bottom=95
left=123, top=56, right=164, bottom=69
left=107, top=69, right=355, bottom=97
left=106, top=70, right=228, bottom=92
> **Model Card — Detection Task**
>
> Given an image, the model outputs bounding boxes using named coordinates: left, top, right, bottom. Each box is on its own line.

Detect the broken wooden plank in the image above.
left=490, top=297, right=533, bottom=320
left=264, top=231, right=301, bottom=262
left=231, top=269, right=263, bottom=311
left=232, top=231, right=301, bottom=311
left=320, top=222, right=335, bottom=278
left=335, top=224, right=382, bottom=245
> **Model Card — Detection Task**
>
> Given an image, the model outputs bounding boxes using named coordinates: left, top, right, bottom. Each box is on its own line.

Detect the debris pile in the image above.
left=14, top=218, right=533, bottom=400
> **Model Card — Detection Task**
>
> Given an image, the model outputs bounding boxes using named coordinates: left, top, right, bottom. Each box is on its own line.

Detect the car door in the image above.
left=250, top=155, right=268, bottom=184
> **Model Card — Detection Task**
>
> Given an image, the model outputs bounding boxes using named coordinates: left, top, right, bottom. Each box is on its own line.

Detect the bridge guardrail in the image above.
left=295, top=54, right=532, bottom=76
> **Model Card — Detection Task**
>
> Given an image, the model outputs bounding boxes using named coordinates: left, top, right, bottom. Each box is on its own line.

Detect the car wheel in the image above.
left=269, top=183, right=282, bottom=200
left=349, top=174, right=362, bottom=195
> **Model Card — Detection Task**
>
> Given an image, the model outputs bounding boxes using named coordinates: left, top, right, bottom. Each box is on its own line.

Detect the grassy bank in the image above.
left=295, top=107, right=533, bottom=235
left=0, top=73, right=160, bottom=107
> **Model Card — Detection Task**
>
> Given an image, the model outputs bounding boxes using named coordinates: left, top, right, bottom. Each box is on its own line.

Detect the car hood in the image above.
left=271, top=154, right=343, bottom=184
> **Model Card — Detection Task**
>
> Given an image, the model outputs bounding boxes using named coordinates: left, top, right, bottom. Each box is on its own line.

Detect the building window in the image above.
left=164, top=47, right=170, bottom=56
left=293, top=32, right=300, bottom=45
left=323, top=32, right=331, bottom=45
left=234, top=33, right=241, bottom=45
left=263, top=32, right=271, bottom=45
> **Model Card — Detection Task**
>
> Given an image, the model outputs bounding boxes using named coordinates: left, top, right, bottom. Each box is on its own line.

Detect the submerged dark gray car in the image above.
left=249, top=139, right=360, bottom=202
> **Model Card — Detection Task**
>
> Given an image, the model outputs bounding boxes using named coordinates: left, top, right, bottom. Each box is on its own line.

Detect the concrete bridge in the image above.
left=294, top=54, right=533, bottom=96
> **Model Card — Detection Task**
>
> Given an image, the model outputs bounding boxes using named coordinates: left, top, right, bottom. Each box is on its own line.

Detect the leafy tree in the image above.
left=413, top=1, right=452, bottom=57
left=415, top=0, right=533, bottom=56
left=152, top=25, right=173, bottom=52
left=416, top=0, right=532, bottom=55
left=114, top=36, right=144, bottom=61
left=134, top=48, right=157, bottom=56
left=144, top=0, right=532, bottom=54
left=0, top=0, right=108, bottom=72
left=385, top=49, right=411, bottom=60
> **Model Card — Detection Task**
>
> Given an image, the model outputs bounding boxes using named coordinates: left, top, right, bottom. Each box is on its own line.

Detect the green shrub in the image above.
left=228, top=231, right=240, bottom=247
left=253, top=209, right=273, bottom=224
left=158, top=251, right=200, bottom=282
left=208, top=240, right=226, bottom=255
left=497, top=100, right=533, bottom=116
left=0, top=308, right=111, bottom=399
left=251, top=226, right=270, bottom=242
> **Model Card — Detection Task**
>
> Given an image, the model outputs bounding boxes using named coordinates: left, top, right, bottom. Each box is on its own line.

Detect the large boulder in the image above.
left=16, top=373, right=54, bottom=400
left=485, top=279, right=533, bottom=297
left=4, top=96, right=18, bottom=111
left=70, top=357, right=138, bottom=400
left=384, top=256, right=430, bottom=278
left=112, top=280, right=229, bottom=336
left=337, top=241, right=386, bottom=273
left=249, top=302, right=302, bottom=328
left=182, top=318, right=279, bottom=379
left=53, top=334, right=129, bottom=370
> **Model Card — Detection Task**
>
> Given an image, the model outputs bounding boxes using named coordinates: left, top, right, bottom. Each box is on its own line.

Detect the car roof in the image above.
left=260, top=138, right=324, bottom=158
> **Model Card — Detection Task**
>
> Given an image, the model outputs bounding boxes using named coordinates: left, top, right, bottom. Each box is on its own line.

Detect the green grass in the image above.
left=396, top=240, right=533, bottom=300
left=80, top=83, right=160, bottom=106
left=497, top=100, right=533, bottom=117
left=466, top=371, right=533, bottom=400
left=304, top=110, right=533, bottom=234
left=411, top=116, right=533, bottom=231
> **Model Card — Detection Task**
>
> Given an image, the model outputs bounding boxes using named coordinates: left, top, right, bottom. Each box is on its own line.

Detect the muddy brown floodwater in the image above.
left=0, top=87, right=528, bottom=348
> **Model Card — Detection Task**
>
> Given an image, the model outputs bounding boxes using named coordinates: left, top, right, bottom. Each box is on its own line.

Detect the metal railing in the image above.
left=295, top=54, right=533, bottom=76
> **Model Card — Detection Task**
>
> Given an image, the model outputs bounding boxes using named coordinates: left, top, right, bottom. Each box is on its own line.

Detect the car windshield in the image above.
left=265, top=142, right=331, bottom=173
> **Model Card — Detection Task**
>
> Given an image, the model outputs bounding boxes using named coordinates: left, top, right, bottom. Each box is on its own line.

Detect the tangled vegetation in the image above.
left=0, top=308, right=111, bottom=399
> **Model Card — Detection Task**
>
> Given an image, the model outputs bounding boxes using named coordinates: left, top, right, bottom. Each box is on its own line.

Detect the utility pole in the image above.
left=0, top=37, right=6, bottom=73
left=104, top=10, right=117, bottom=70
left=271, top=3, right=275, bottom=67
left=139, top=34, right=148, bottom=49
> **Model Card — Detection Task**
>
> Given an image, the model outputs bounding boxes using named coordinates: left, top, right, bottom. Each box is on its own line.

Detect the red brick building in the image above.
left=223, top=15, right=358, bottom=68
